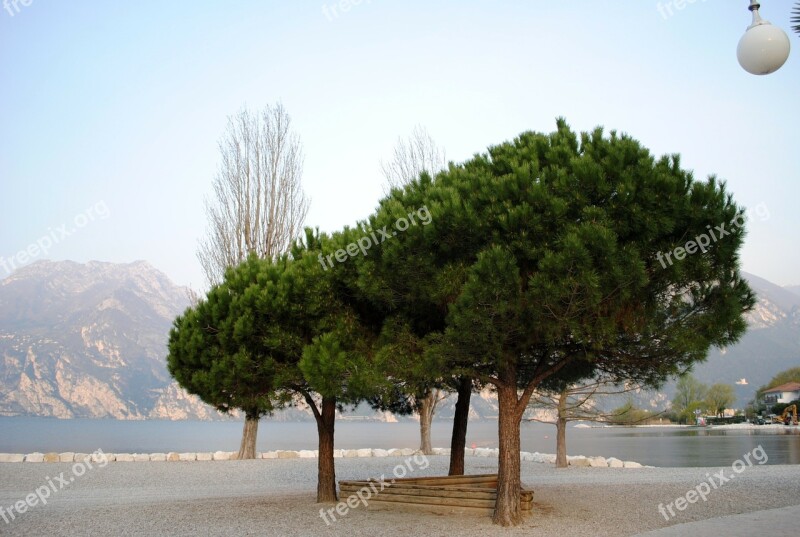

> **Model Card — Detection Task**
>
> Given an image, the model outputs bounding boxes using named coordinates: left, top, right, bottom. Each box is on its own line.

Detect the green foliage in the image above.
left=705, top=383, right=736, bottom=416
left=756, top=367, right=800, bottom=399
left=772, top=399, right=800, bottom=415
left=168, top=231, right=388, bottom=419
left=166, top=254, right=291, bottom=418
left=282, top=232, right=391, bottom=405
left=364, top=119, right=754, bottom=393
left=367, top=317, right=442, bottom=414
left=671, top=374, right=709, bottom=424
left=299, top=327, right=379, bottom=403
left=607, top=401, right=658, bottom=425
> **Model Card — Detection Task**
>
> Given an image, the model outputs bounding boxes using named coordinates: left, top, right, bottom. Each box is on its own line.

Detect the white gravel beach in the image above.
left=2, top=456, right=799, bottom=537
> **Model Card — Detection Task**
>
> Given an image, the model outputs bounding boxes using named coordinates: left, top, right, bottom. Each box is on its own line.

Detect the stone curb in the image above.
left=0, top=449, right=649, bottom=468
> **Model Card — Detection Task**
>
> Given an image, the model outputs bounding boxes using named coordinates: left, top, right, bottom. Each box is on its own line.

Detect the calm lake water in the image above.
left=1, top=417, right=798, bottom=467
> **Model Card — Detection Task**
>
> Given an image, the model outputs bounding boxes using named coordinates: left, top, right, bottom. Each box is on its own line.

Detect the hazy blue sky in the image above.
left=1, top=1, right=798, bottom=290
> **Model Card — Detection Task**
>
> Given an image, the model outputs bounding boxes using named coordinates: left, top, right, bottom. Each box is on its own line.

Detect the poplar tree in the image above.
left=196, top=103, right=309, bottom=458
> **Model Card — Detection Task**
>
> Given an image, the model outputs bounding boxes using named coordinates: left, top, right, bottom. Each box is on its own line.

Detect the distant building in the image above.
left=762, top=382, right=800, bottom=406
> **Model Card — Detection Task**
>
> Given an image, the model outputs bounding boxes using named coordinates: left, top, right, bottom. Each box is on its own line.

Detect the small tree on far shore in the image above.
left=705, top=383, right=736, bottom=417
left=671, top=374, right=709, bottom=424
left=528, top=377, right=652, bottom=468
left=607, top=400, right=661, bottom=426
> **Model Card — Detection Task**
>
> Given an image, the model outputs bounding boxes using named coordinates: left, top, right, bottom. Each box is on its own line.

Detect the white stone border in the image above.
left=0, top=448, right=648, bottom=467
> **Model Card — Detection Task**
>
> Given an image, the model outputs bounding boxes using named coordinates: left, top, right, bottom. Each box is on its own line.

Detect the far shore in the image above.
left=574, top=422, right=797, bottom=429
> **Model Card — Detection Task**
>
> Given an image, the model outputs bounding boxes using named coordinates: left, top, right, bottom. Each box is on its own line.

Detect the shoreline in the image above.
left=0, top=447, right=649, bottom=468
left=575, top=422, right=798, bottom=429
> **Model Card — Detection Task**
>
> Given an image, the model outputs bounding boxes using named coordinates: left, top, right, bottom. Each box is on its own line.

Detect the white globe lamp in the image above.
left=737, top=1, right=791, bottom=75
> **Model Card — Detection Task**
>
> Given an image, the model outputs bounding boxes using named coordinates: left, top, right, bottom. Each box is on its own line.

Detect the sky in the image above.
left=1, top=0, right=798, bottom=291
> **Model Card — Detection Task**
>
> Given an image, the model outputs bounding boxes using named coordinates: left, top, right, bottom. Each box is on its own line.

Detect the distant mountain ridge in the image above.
left=0, top=260, right=212, bottom=419
left=656, top=272, right=800, bottom=408
left=0, top=261, right=797, bottom=419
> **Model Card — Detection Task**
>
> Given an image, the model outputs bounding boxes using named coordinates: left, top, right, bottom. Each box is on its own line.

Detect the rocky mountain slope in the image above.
left=0, top=260, right=217, bottom=419
left=685, top=272, right=800, bottom=407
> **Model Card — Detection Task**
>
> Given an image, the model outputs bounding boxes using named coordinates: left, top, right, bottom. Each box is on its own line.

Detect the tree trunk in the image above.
left=236, top=413, right=259, bottom=460
left=418, top=389, right=435, bottom=455
left=556, top=389, right=568, bottom=468
left=493, top=382, right=523, bottom=527
left=448, top=377, right=472, bottom=476
left=556, top=416, right=568, bottom=468
left=315, top=397, right=338, bottom=503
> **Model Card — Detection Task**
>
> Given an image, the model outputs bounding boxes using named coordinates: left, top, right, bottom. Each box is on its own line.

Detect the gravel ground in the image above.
left=1, top=456, right=799, bottom=537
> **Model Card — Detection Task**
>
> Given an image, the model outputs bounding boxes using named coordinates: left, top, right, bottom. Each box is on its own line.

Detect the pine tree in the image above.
left=171, top=231, right=389, bottom=503
left=361, top=119, right=754, bottom=526
left=167, top=255, right=288, bottom=459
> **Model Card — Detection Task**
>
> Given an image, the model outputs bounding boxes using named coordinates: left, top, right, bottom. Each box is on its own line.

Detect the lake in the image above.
left=1, top=417, right=798, bottom=467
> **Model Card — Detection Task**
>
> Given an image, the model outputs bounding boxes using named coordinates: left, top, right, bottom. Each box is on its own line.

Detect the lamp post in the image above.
left=737, top=1, right=791, bottom=75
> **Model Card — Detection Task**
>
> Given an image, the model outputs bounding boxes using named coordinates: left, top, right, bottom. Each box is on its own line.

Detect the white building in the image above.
left=762, top=382, right=800, bottom=406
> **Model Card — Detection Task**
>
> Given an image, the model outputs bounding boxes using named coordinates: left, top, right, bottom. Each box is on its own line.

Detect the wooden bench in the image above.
left=338, top=473, right=533, bottom=516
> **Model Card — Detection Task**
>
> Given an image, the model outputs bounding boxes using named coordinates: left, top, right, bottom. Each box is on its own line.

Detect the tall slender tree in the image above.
left=196, top=103, right=309, bottom=458
left=379, top=125, right=449, bottom=454
left=381, top=124, right=447, bottom=192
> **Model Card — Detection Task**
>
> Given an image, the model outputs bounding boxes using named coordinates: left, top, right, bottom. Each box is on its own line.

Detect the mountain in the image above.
left=657, top=272, right=800, bottom=408
left=0, top=260, right=221, bottom=419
